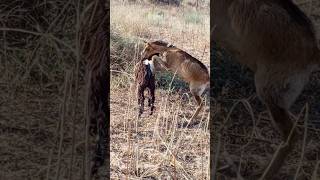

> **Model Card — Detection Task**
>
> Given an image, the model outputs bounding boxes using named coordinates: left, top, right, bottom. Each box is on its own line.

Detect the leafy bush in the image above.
left=156, top=71, right=189, bottom=91
left=184, top=11, right=203, bottom=24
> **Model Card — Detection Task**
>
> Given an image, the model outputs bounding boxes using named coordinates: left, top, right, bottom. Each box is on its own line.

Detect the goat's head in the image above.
left=141, top=41, right=158, bottom=60
left=141, top=40, right=171, bottom=60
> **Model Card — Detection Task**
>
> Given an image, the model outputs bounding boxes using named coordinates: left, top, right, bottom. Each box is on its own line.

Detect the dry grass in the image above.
left=212, top=1, right=320, bottom=179
left=0, top=0, right=107, bottom=179
left=110, top=0, right=210, bottom=179
left=110, top=0, right=210, bottom=69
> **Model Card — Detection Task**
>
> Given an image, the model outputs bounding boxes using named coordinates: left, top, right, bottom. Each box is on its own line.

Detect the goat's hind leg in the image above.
left=254, top=69, right=309, bottom=180
left=190, top=95, right=203, bottom=121
left=137, top=86, right=145, bottom=118
left=148, top=87, right=156, bottom=115
left=189, top=82, right=207, bottom=121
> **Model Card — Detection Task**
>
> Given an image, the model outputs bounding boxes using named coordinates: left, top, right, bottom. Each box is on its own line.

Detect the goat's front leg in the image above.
left=152, top=55, right=170, bottom=71
left=137, top=86, right=145, bottom=118
left=254, top=68, right=307, bottom=180
left=148, top=86, right=156, bottom=115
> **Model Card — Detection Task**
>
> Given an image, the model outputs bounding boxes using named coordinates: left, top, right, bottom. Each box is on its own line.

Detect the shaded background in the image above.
left=211, top=1, right=320, bottom=180
left=0, top=0, right=108, bottom=179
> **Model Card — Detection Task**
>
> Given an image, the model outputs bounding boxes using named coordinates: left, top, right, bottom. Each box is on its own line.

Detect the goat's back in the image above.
left=213, top=0, right=320, bottom=71
left=165, top=49, right=210, bottom=83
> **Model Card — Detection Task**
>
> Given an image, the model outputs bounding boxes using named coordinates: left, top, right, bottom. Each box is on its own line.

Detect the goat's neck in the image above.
left=154, top=46, right=170, bottom=55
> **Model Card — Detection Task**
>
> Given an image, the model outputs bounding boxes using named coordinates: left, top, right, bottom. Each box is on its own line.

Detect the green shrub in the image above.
left=145, top=10, right=165, bottom=26
left=184, top=11, right=203, bottom=24
left=156, top=71, right=189, bottom=91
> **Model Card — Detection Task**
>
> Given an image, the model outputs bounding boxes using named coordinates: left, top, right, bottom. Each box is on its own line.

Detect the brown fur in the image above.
left=213, top=0, right=319, bottom=179
left=132, top=58, right=156, bottom=118
left=141, top=40, right=209, bottom=120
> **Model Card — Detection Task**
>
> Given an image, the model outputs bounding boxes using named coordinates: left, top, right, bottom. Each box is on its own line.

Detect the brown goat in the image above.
left=132, top=57, right=156, bottom=118
left=213, top=0, right=320, bottom=179
left=141, top=40, right=209, bottom=121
